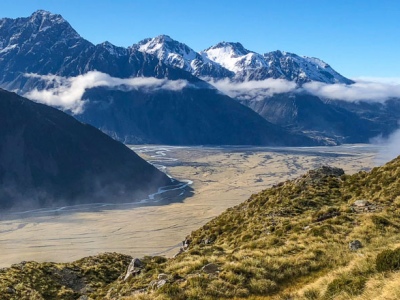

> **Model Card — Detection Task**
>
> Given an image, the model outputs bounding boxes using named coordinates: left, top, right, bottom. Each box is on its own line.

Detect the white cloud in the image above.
left=352, top=77, right=400, bottom=85
left=302, top=79, right=400, bottom=102
left=205, top=78, right=297, bottom=101
left=23, top=71, right=189, bottom=114
left=205, top=77, right=400, bottom=103
left=371, top=128, right=400, bottom=164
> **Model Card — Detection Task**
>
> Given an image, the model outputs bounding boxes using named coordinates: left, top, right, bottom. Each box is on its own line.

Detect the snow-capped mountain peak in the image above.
left=202, top=42, right=268, bottom=76
left=135, top=35, right=234, bottom=78
left=262, top=50, right=353, bottom=84
left=205, top=41, right=251, bottom=57
left=137, top=34, right=198, bottom=63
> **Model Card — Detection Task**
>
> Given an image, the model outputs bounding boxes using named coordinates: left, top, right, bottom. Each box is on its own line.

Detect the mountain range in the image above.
left=0, top=88, right=172, bottom=210
left=0, top=10, right=398, bottom=145
left=136, top=34, right=354, bottom=84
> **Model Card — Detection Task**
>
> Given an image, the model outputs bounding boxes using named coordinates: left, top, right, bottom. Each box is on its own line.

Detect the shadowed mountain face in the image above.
left=240, top=93, right=399, bottom=144
left=76, top=87, right=317, bottom=146
left=0, top=89, right=172, bottom=210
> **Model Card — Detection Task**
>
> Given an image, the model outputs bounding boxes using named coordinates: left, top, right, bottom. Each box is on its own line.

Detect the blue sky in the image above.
left=1, top=0, right=399, bottom=78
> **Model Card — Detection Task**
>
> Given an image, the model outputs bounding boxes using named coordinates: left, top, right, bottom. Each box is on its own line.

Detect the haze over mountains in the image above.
left=0, top=88, right=172, bottom=210
left=0, top=10, right=399, bottom=145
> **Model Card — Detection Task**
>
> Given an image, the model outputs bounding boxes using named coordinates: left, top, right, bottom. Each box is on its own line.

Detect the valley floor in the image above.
left=0, top=145, right=381, bottom=267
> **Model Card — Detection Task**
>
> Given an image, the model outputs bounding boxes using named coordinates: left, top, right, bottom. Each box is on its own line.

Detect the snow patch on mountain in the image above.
left=201, top=42, right=267, bottom=76
left=135, top=35, right=234, bottom=79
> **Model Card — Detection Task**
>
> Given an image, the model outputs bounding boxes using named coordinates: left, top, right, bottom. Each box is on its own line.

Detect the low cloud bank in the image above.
left=206, top=78, right=297, bottom=101
left=303, top=79, right=400, bottom=102
left=22, top=71, right=400, bottom=114
left=24, top=71, right=189, bottom=114
left=206, top=77, right=400, bottom=103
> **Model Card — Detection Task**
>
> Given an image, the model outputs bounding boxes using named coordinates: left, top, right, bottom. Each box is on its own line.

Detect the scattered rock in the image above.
left=303, top=166, right=345, bottom=183
left=150, top=279, right=168, bottom=290
left=132, top=258, right=144, bottom=268
left=77, top=296, right=89, bottom=300
left=202, top=263, right=219, bottom=274
left=158, top=273, right=169, bottom=280
left=131, top=288, right=147, bottom=295
left=203, top=236, right=215, bottom=245
left=6, top=287, right=15, bottom=294
left=351, top=200, right=379, bottom=213
left=124, top=258, right=143, bottom=281
left=173, top=247, right=185, bottom=258
left=349, top=240, right=362, bottom=251
left=353, top=200, right=369, bottom=207
left=157, top=279, right=167, bottom=289
left=313, top=210, right=340, bottom=223
left=182, top=238, right=191, bottom=249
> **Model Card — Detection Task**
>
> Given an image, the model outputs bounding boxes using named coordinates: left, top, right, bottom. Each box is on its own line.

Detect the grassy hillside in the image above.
left=1, top=156, right=400, bottom=299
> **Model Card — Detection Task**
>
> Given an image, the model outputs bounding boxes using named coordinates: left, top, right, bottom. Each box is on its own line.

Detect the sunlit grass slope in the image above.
left=1, top=156, right=400, bottom=299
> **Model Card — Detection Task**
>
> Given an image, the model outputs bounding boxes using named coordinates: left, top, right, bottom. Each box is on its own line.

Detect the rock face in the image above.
left=0, top=89, right=172, bottom=210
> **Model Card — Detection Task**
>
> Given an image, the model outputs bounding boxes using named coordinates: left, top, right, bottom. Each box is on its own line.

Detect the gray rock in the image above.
left=158, top=273, right=169, bottom=280
left=132, top=258, right=144, bottom=268
left=182, top=238, right=191, bottom=249
left=150, top=279, right=168, bottom=290
left=353, top=200, right=369, bottom=207
left=349, top=240, right=362, bottom=251
left=157, top=279, right=167, bottom=289
left=202, top=263, right=219, bottom=274
left=131, top=288, right=147, bottom=295
left=77, top=296, right=89, bottom=300
left=124, top=258, right=143, bottom=281
left=173, top=247, right=185, bottom=258
left=6, top=287, right=15, bottom=294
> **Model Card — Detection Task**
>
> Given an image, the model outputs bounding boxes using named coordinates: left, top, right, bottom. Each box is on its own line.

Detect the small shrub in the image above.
left=376, top=248, right=400, bottom=272
left=303, top=288, right=320, bottom=300
left=325, top=275, right=366, bottom=298
left=371, top=215, right=392, bottom=230
left=157, top=283, right=184, bottom=299
left=248, top=278, right=278, bottom=295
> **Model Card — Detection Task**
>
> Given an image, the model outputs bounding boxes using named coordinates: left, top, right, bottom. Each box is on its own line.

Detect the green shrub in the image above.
left=325, top=275, right=366, bottom=298
left=371, top=216, right=392, bottom=230
left=248, top=278, right=278, bottom=295
left=303, top=288, right=320, bottom=300
left=376, top=248, right=400, bottom=272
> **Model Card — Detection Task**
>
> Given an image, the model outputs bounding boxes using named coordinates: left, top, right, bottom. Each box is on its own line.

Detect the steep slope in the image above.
left=0, top=89, right=172, bottom=210
left=240, top=92, right=394, bottom=144
left=202, top=43, right=354, bottom=84
left=134, top=37, right=353, bottom=84
left=2, top=155, right=400, bottom=299
left=135, top=35, right=233, bottom=79
left=76, top=86, right=316, bottom=146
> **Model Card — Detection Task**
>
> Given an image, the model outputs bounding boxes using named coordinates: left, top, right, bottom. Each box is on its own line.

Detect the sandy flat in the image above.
left=0, top=145, right=381, bottom=267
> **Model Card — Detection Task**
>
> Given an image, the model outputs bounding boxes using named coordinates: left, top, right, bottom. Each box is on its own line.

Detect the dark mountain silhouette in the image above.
left=0, top=89, right=172, bottom=210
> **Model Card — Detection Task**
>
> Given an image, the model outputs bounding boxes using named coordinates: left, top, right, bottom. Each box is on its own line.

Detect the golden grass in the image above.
left=2, top=157, right=400, bottom=299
